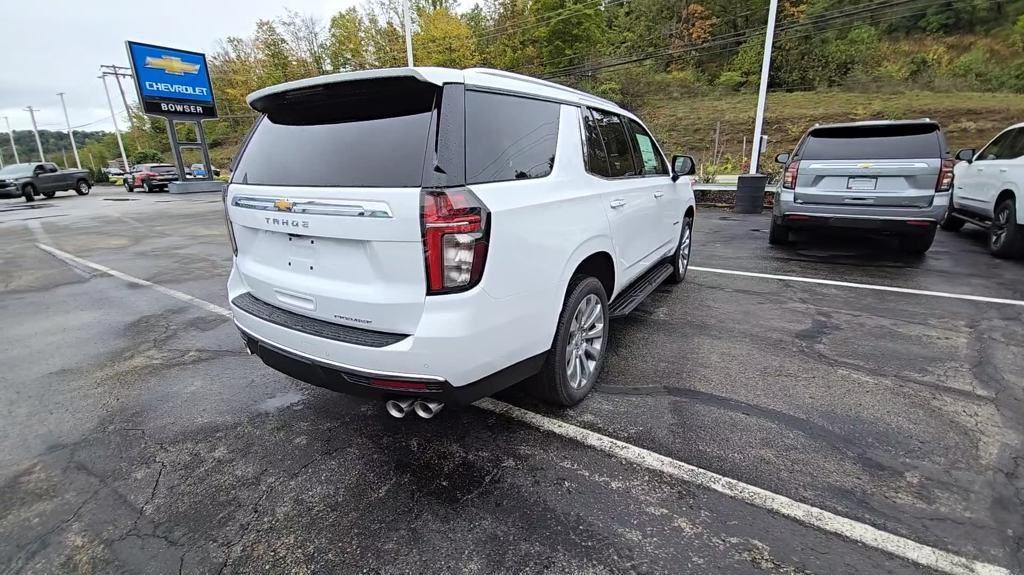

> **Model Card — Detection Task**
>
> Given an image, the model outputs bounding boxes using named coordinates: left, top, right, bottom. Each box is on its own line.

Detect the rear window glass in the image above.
left=150, top=165, right=176, bottom=175
left=465, top=91, right=559, bottom=184
left=800, top=124, right=941, bottom=160
left=233, top=78, right=436, bottom=187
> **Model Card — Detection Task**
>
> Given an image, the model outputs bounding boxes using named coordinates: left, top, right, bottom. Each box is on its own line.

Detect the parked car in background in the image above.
left=124, top=163, right=178, bottom=193
left=940, top=122, right=1024, bottom=258
left=771, top=120, right=953, bottom=254
left=0, top=162, right=92, bottom=202
left=226, top=67, right=697, bottom=417
left=103, top=167, right=125, bottom=177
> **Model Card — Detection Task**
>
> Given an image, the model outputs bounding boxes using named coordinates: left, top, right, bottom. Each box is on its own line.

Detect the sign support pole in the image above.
left=164, top=119, right=187, bottom=182
left=196, top=120, right=214, bottom=181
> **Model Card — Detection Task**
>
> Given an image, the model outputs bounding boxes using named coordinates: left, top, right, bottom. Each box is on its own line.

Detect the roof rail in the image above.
left=465, top=68, right=618, bottom=108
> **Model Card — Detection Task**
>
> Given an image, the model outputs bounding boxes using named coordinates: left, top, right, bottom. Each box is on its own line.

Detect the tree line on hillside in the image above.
left=69, top=0, right=1024, bottom=172
left=0, top=130, right=107, bottom=168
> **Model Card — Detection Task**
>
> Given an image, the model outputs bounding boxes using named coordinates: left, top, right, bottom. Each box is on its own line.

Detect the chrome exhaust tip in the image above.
left=385, top=398, right=415, bottom=419
left=413, top=399, right=444, bottom=419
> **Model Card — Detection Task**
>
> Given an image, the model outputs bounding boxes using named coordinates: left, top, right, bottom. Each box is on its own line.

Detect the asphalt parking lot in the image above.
left=1, top=187, right=1021, bottom=575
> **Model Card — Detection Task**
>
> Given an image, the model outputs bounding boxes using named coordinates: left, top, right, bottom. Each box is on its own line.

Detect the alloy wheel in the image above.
left=565, top=294, right=604, bottom=389
left=992, top=208, right=1009, bottom=249
left=679, top=222, right=692, bottom=273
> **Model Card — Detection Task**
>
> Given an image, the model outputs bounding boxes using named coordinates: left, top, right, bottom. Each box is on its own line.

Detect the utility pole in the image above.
left=57, top=92, right=82, bottom=169
left=100, top=75, right=131, bottom=173
left=101, top=66, right=141, bottom=151
left=403, top=0, right=414, bottom=67
left=87, top=151, right=96, bottom=170
left=748, top=0, right=778, bottom=174
left=3, top=116, right=19, bottom=164
left=24, top=106, right=45, bottom=162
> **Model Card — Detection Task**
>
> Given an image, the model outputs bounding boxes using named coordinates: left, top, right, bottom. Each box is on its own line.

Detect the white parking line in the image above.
left=36, top=243, right=231, bottom=318
left=691, top=266, right=1024, bottom=307
left=33, top=243, right=1012, bottom=575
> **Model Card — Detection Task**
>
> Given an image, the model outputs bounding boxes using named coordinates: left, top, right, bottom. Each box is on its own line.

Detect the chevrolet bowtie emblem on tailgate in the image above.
left=274, top=199, right=295, bottom=212
left=144, top=55, right=200, bottom=75
left=858, top=163, right=873, bottom=169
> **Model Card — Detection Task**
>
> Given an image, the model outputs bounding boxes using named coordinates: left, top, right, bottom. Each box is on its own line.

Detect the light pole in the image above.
left=24, top=106, right=45, bottom=162
left=57, top=92, right=82, bottom=169
left=3, top=116, right=19, bottom=164
left=734, top=0, right=778, bottom=214
left=748, top=0, right=779, bottom=174
left=100, top=75, right=131, bottom=173
left=403, top=0, right=414, bottom=67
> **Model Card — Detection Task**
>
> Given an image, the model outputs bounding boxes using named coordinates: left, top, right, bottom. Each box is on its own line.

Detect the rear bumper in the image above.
left=238, top=325, right=544, bottom=405
left=774, top=191, right=948, bottom=233
left=228, top=265, right=555, bottom=399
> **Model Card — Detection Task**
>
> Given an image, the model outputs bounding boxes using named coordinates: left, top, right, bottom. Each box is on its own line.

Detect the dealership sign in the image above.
left=126, top=41, right=217, bottom=118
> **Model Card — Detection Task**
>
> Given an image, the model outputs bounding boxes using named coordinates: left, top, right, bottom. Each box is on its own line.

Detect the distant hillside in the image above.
left=638, top=90, right=1024, bottom=173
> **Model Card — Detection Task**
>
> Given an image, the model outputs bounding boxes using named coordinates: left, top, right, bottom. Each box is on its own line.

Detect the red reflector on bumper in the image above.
left=786, top=214, right=812, bottom=221
left=369, top=378, right=429, bottom=391
left=905, top=220, right=933, bottom=227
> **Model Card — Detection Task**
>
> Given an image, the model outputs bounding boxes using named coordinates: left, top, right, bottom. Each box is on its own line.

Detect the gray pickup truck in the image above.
left=0, top=162, right=92, bottom=202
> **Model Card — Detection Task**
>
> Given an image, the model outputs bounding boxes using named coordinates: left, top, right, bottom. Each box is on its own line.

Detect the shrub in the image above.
left=716, top=71, right=745, bottom=91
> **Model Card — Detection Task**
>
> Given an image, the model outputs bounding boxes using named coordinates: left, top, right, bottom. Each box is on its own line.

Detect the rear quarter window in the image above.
left=465, top=91, right=559, bottom=184
left=800, top=124, right=942, bottom=160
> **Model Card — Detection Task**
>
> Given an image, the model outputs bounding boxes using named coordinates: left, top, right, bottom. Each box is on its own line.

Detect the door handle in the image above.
left=609, top=199, right=627, bottom=209
left=654, top=192, right=665, bottom=198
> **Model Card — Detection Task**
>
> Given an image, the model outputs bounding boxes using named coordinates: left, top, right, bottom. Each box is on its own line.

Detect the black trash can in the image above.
left=735, top=174, right=768, bottom=214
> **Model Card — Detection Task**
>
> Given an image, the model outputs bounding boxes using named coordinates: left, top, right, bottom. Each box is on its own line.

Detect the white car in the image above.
left=941, top=122, right=1024, bottom=257
left=224, top=68, right=697, bottom=417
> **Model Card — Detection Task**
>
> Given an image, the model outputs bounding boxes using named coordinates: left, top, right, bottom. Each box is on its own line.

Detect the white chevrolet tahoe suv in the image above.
left=225, top=68, right=697, bottom=416
left=941, top=122, right=1024, bottom=258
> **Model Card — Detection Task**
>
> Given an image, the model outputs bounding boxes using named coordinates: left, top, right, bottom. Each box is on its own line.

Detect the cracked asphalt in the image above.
left=1, top=187, right=1021, bottom=574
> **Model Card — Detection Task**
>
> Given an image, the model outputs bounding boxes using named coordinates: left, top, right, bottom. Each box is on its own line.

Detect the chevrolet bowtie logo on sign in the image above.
left=274, top=199, right=295, bottom=212
left=144, top=55, right=200, bottom=76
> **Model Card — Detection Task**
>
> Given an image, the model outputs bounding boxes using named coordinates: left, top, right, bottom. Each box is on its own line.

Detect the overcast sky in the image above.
left=1, top=0, right=440, bottom=136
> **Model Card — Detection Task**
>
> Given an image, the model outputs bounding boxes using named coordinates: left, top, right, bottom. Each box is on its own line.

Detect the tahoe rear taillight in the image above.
left=782, top=161, right=799, bottom=190
left=936, top=158, right=954, bottom=192
left=421, top=187, right=489, bottom=295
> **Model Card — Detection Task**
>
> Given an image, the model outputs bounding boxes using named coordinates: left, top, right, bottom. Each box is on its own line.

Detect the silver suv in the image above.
left=770, top=120, right=954, bottom=254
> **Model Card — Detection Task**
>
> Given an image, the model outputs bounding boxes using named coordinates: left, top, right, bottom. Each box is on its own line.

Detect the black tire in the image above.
left=75, top=179, right=91, bottom=196
left=144, top=180, right=155, bottom=193
left=989, top=199, right=1024, bottom=258
left=939, top=198, right=965, bottom=231
left=666, top=215, right=693, bottom=284
left=899, top=228, right=937, bottom=255
left=41, top=190, right=56, bottom=198
left=768, top=217, right=790, bottom=245
left=125, top=179, right=134, bottom=193
left=532, top=275, right=610, bottom=407
left=22, top=184, right=36, bottom=202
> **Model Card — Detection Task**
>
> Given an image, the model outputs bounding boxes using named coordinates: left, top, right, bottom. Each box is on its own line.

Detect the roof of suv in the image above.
left=246, top=67, right=627, bottom=117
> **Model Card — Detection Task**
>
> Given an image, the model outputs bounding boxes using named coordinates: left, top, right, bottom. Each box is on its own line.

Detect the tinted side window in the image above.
left=466, top=91, right=559, bottom=184
left=801, top=124, right=942, bottom=160
left=582, top=108, right=611, bottom=177
left=979, top=128, right=1024, bottom=161
left=591, top=109, right=636, bottom=177
left=627, top=119, right=668, bottom=175
left=45, top=163, right=59, bottom=173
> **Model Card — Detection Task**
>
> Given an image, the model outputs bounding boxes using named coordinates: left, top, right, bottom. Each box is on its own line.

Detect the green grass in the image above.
left=639, top=90, right=1024, bottom=166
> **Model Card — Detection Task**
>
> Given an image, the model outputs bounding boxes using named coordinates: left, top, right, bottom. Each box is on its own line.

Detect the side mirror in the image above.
left=955, top=148, right=975, bottom=163
left=775, top=152, right=791, bottom=164
left=671, top=155, right=696, bottom=180
left=33, top=167, right=44, bottom=176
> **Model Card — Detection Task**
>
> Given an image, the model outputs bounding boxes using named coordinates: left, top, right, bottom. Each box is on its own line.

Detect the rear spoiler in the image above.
left=246, top=67, right=462, bottom=112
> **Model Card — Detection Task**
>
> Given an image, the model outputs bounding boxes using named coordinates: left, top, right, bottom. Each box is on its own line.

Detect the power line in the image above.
left=543, top=0, right=932, bottom=79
